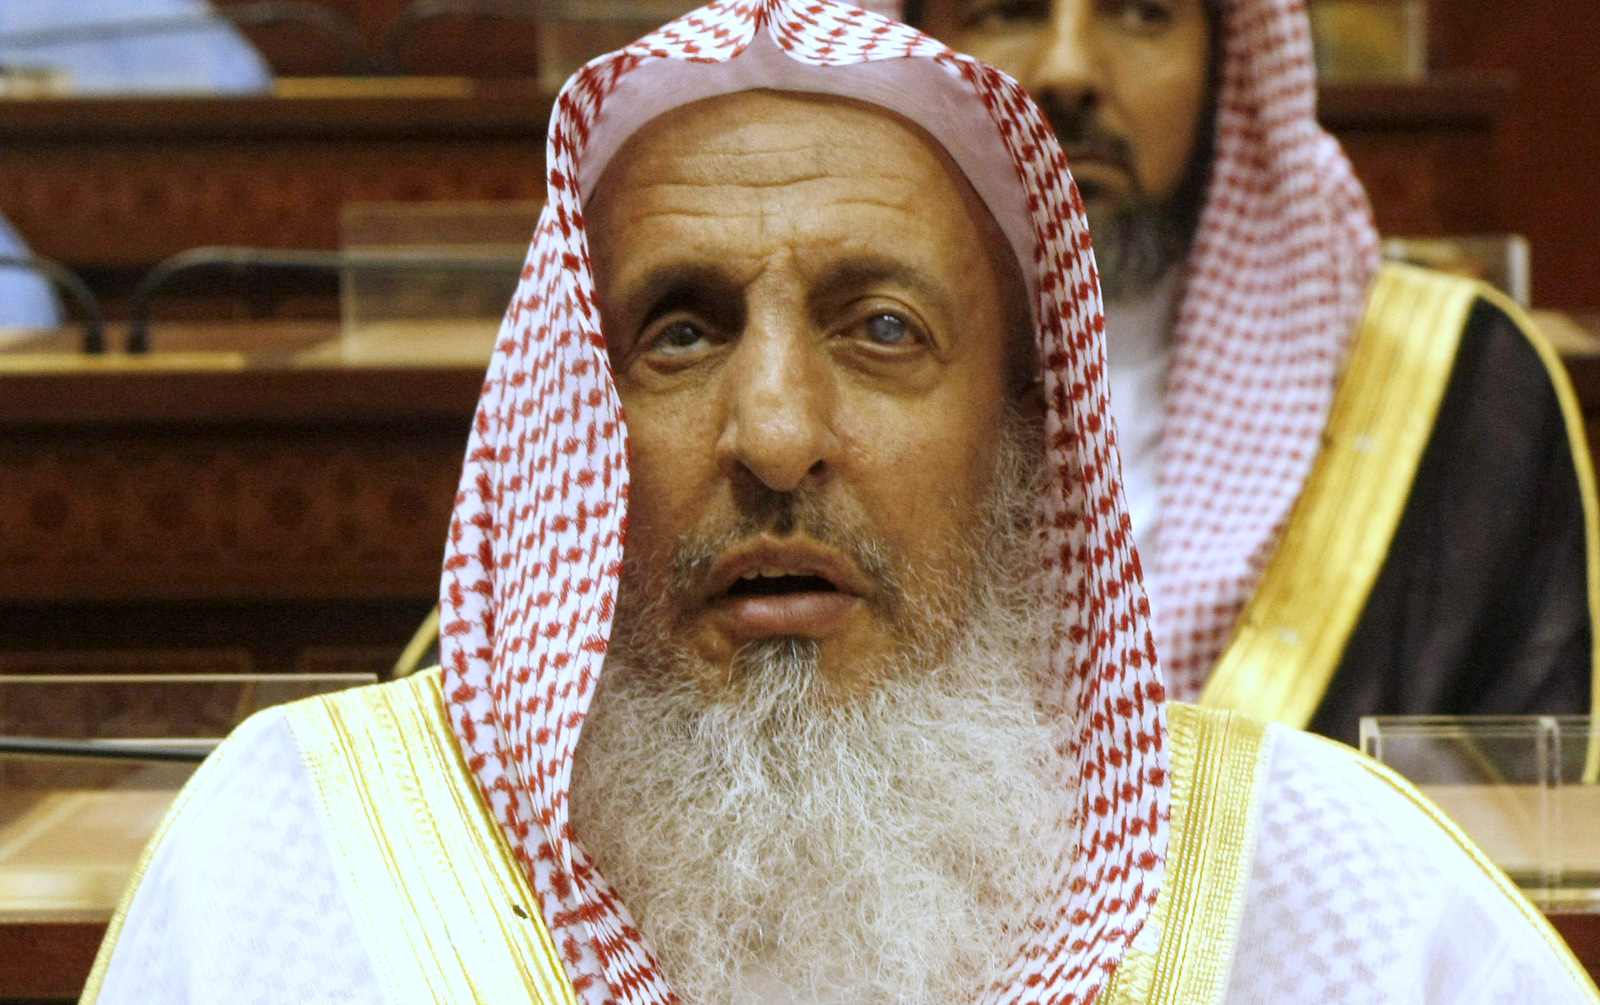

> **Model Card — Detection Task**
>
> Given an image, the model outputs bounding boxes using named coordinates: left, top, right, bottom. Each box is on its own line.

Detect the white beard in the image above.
left=569, top=586, right=1074, bottom=1005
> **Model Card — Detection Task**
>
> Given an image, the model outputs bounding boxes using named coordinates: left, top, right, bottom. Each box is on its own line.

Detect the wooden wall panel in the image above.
left=0, top=360, right=478, bottom=675
left=1335, top=126, right=1500, bottom=237
left=0, top=429, right=461, bottom=603
left=1430, top=1, right=1600, bottom=310
left=0, top=142, right=542, bottom=268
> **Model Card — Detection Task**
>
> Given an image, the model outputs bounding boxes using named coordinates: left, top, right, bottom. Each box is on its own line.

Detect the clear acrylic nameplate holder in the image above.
left=1361, top=715, right=1600, bottom=911
left=332, top=200, right=541, bottom=367
left=0, top=673, right=373, bottom=922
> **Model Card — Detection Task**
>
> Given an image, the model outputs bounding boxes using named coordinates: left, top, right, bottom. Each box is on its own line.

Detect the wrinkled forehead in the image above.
left=575, top=33, right=1039, bottom=307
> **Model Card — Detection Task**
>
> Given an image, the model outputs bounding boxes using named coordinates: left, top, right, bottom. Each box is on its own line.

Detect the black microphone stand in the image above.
left=0, top=736, right=214, bottom=764
left=0, top=254, right=108, bottom=353
left=125, top=245, right=524, bottom=354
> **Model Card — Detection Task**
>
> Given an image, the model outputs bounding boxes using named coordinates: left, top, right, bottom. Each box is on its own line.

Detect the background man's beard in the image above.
left=570, top=415, right=1075, bottom=1005
left=1038, top=96, right=1210, bottom=303
left=1088, top=199, right=1195, bottom=303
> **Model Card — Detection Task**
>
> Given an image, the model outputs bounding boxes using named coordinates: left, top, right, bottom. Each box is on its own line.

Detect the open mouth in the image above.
left=724, top=573, right=840, bottom=598
left=705, top=548, right=865, bottom=638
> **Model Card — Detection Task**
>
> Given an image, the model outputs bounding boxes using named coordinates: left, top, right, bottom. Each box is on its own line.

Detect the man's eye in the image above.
left=646, top=319, right=711, bottom=356
left=862, top=313, right=914, bottom=346
left=964, top=0, right=1048, bottom=29
left=1112, top=0, right=1174, bottom=30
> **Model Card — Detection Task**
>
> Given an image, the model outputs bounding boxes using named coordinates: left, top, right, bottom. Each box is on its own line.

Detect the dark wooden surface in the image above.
left=0, top=77, right=1501, bottom=277
left=0, top=85, right=549, bottom=272
left=213, top=0, right=540, bottom=77
left=0, top=328, right=479, bottom=675
left=1552, top=913, right=1600, bottom=987
left=0, top=921, right=104, bottom=1002
left=1321, top=75, right=1512, bottom=240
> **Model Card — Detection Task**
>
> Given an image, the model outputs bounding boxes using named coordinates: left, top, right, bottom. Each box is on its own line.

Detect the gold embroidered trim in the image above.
left=1104, top=702, right=1270, bottom=1005
left=285, top=670, right=578, bottom=1005
left=392, top=607, right=441, bottom=679
left=1202, top=264, right=1479, bottom=727
left=77, top=727, right=249, bottom=1004
left=1324, top=736, right=1600, bottom=1001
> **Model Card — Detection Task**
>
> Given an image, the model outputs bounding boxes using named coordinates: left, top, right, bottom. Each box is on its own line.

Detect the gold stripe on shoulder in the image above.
left=1202, top=263, right=1479, bottom=727
left=1105, top=702, right=1271, bottom=1005
left=284, top=670, right=578, bottom=1005
left=391, top=607, right=441, bottom=679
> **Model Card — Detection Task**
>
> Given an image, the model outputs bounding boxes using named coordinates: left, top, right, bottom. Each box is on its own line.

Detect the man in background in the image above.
left=0, top=0, right=271, bottom=94
left=0, top=0, right=271, bottom=331
left=917, top=0, right=1598, bottom=740
left=0, top=216, right=59, bottom=336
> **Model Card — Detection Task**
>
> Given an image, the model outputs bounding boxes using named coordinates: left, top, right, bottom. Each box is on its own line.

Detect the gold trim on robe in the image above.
left=1102, top=702, right=1270, bottom=1005
left=282, top=670, right=579, bottom=1005
left=1201, top=263, right=1600, bottom=730
left=84, top=677, right=1597, bottom=1003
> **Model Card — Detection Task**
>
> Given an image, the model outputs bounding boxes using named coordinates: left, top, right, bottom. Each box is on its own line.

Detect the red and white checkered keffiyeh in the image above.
left=1150, top=0, right=1382, bottom=695
left=439, top=2, right=1167, bottom=1003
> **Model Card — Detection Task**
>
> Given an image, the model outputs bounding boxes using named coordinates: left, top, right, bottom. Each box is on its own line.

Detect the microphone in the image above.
left=0, top=254, right=108, bottom=353
left=0, top=2, right=374, bottom=76
left=0, top=736, right=214, bottom=763
left=126, top=245, right=526, bottom=353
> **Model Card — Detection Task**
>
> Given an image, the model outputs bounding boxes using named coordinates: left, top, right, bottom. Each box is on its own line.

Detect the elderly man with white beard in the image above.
left=83, top=3, right=1596, bottom=1004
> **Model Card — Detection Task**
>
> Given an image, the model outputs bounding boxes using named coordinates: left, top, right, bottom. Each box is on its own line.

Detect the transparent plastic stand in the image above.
left=0, top=673, right=372, bottom=922
left=331, top=200, right=541, bottom=367
left=1361, top=715, right=1600, bottom=912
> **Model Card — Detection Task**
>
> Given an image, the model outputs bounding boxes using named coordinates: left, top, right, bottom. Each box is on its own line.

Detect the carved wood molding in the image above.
left=0, top=429, right=462, bottom=602
left=0, top=141, right=544, bottom=266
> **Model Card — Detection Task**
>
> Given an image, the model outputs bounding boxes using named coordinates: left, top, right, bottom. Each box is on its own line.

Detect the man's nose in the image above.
left=716, top=322, right=835, bottom=495
left=1032, top=7, right=1100, bottom=118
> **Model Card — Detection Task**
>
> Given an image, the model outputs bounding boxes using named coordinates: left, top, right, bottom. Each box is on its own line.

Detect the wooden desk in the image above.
left=0, top=85, right=550, bottom=271
left=0, top=324, right=479, bottom=676
left=0, top=76, right=1506, bottom=278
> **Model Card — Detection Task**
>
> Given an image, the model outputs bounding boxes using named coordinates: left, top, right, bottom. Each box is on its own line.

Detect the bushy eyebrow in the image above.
left=618, top=263, right=731, bottom=323
left=807, top=257, right=958, bottom=326
left=610, top=263, right=746, bottom=345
